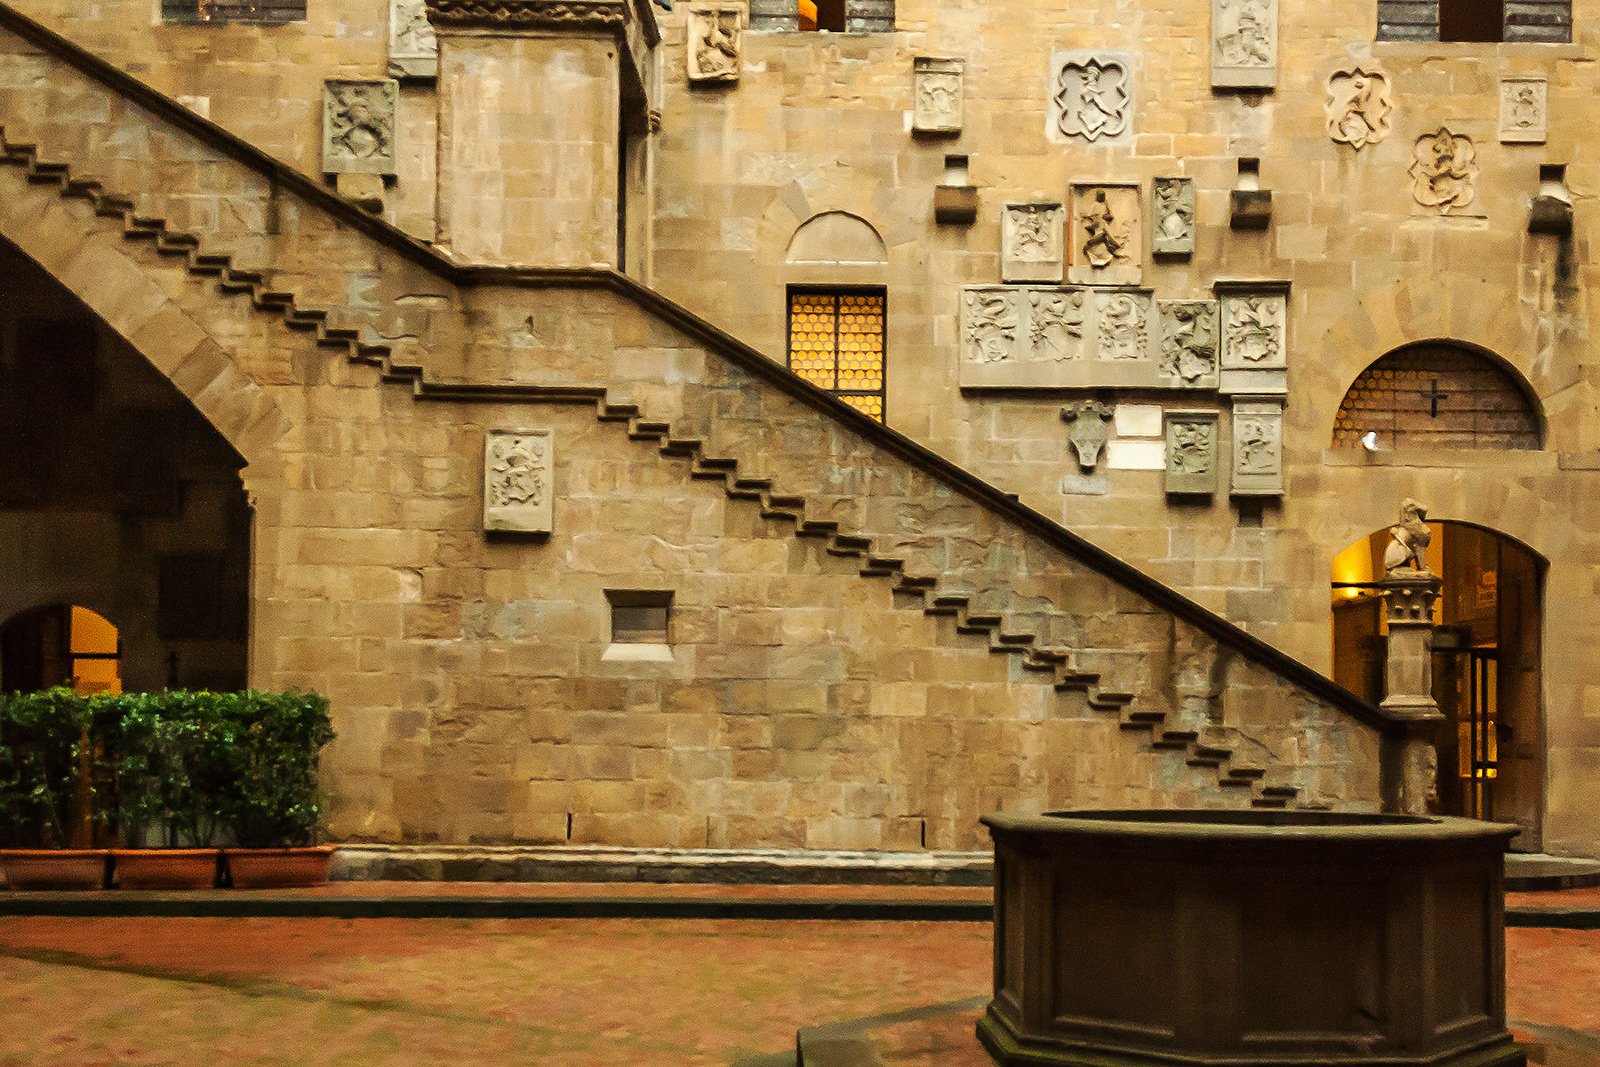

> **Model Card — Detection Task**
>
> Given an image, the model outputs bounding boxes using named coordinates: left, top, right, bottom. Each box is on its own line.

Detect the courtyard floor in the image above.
left=0, top=909, right=1595, bottom=1066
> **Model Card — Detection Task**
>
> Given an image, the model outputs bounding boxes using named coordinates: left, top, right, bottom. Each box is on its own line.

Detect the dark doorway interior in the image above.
left=1331, top=521, right=1545, bottom=848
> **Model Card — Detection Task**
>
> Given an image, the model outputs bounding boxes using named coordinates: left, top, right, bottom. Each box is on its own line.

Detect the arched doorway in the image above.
left=1331, top=523, right=1545, bottom=847
left=0, top=604, right=122, bottom=694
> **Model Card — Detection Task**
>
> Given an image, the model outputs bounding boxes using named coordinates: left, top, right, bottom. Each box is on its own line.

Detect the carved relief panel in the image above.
left=1230, top=398, right=1283, bottom=496
left=1499, top=78, right=1547, bottom=144
left=687, top=3, right=745, bottom=84
left=1001, top=203, right=1066, bottom=284
left=1152, top=178, right=1195, bottom=256
left=323, top=80, right=399, bottom=176
left=389, top=0, right=438, bottom=80
left=913, top=57, right=964, bottom=134
left=1095, top=291, right=1151, bottom=365
left=1165, top=411, right=1219, bottom=495
left=1063, top=401, right=1114, bottom=471
left=484, top=429, right=555, bottom=534
left=1215, top=286, right=1287, bottom=395
left=1212, top=0, right=1277, bottom=89
left=960, top=286, right=1088, bottom=387
left=1069, top=184, right=1141, bottom=285
left=1049, top=53, right=1132, bottom=144
left=1410, top=128, right=1478, bottom=215
left=1326, top=68, right=1392, bottom=151
left=1158, top=301, right=1220, bottom=390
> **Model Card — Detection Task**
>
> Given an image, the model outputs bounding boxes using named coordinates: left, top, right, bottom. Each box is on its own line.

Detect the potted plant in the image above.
left=220, top=692, right=338, bottom=889
left=108, top=691, right=224, bottom=890
left=0, top=688, right=112, bottom=890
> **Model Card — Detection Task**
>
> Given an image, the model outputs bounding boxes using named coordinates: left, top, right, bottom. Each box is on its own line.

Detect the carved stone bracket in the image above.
left=390, top=0, right=439, bottom=80
left=484, top=429, right=555, bottom=534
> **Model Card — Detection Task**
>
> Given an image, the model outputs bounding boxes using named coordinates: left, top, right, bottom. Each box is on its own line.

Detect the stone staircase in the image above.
left=0, top=122, right=1314, bottom=807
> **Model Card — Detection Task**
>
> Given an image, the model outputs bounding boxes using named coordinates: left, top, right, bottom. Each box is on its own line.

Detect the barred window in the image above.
left=162, top=0, right=307, bottom=24
left=788, top=289, right=886, bottom=422
left=1377, top=0, right=1570, bottom=42
left=749, top=0, right=893, bottom=33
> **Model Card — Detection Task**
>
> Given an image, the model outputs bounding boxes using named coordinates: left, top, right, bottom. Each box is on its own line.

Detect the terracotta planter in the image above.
left=112, top=849, right=221, bottom=890
left=0, top=849, right=111, bottom=891
left=225, top=844, right=337, bottom=889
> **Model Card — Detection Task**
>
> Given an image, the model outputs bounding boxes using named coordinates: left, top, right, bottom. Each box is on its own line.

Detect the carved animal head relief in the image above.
left=1062, top=400, right=1114, bottom=471
left=1409, top=128, right=1478, bottom=214
left=1051, top=54, right=1132, bottom=143
left=1326, top=67, right=1393, bottom=151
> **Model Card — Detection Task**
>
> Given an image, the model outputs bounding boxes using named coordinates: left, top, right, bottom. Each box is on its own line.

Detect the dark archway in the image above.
left=0, top=236, right=251, bottom=694
left=1331, top=341, right=1542, bottom=450
left=1331, top=522, right=1545, bottom=848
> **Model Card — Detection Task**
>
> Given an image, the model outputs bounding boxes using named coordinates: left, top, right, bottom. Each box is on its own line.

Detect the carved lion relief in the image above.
left=323, top=80, right=399, bottom=176
left=1212, top=0, right=1277, bottom=89
left=1409, top=128, right=1478, bottom=215
left=1326, top=67, right=1392, bottom=151
left=1001, top=203, right=1066, bottom=284
left=484, top=429, right=555, bottom=533
left=1050, top=53, right=1132, bottom=143
left=687, top=3, right=745, bottom=84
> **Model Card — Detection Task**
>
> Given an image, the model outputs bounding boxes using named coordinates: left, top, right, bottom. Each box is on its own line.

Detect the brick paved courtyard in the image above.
left=0, top=915, right=1596, bottom=1066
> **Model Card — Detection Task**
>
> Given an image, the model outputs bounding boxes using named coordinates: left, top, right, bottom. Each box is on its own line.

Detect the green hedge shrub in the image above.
left=0, top=689, right=333, bottom=849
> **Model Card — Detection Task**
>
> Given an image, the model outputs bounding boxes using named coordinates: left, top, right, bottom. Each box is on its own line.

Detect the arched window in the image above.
left=0, top=605, right=122, bottom=695
left=1331, top=343, right=1541, bottom=450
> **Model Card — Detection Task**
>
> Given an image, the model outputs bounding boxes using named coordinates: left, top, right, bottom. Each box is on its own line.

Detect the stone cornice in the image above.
left=425, top=0, right=659, bottom=46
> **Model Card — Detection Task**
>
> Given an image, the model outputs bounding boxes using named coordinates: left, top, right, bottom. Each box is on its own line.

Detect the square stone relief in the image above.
left=686, top=3, right=746, bottom=84
left=1165, top=410, right=1219, bottom=495
left=1048, top=52, right=1133, bottom=145
left=913, top=57, right=964, bottom=134
left=1001, top=203, right=1066, bottom=284
left=1069, top=184, right=1141, bottom=286
left=1158, top=300, right=1220, bottom=390
left=484, top=429, right=554, bottom=534
left=389, top=0, right=437, bottom=80
left=1499, top=78, right=1547, bottom=144
left=1212, top=0, right=1277, bottom=90
left=1229, top=398, right=1283, bottom=496
left=1152, top=178, right=1196, bottom=256
left=323, top=79, right=399, bottom=177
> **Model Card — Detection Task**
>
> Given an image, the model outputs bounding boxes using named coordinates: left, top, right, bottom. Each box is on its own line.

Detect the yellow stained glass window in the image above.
left=787, top=290, right=886, bottom=423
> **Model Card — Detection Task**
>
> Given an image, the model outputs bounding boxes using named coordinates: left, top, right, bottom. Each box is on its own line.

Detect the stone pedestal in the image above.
left=1379, top=572, right=1444, bottom=815
left=427, top=0, right=657, bottom=268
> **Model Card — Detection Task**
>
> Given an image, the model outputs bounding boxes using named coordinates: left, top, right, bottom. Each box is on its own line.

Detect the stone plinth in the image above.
left=979, top=809, right=1524, bottom=1067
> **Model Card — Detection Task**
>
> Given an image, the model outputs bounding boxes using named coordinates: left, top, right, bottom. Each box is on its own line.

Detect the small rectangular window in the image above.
left=788, top=288, right=887, bottom=422
left=162, top=0, right=307, bottom=24
left=1377, top=0, right=1569, bottom=41
left=751, top=0, right=893, bottom=32
left=607, top=590, right=673, bottom=645
left=1440, top=0, right=1503, bottom=40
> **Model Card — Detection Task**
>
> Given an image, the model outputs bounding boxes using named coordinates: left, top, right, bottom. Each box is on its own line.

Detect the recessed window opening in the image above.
left=787, top=288, right=887, bottom=422
left=607, top=590, right=673, bottom=645
left=162, top=0, right=307, bottom=24
left=800, top=0, right=847, bottom=31
left=1440, top=0, right=1504, bottom=40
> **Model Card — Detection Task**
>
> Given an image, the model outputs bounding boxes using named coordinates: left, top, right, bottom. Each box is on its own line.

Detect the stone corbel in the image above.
left=1230, top=157, right=1271, bottom=230
left=1529, top=163, right=1573, bottom=237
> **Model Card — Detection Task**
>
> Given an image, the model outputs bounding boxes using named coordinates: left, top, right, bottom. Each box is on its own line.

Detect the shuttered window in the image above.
left=1377, top=0, right=1570, bottom=42
left=788, top=289, right=886, bottom=422
left=162, top=0, right=307, bottom=23
left=749, top=0, right=894, bottom=33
